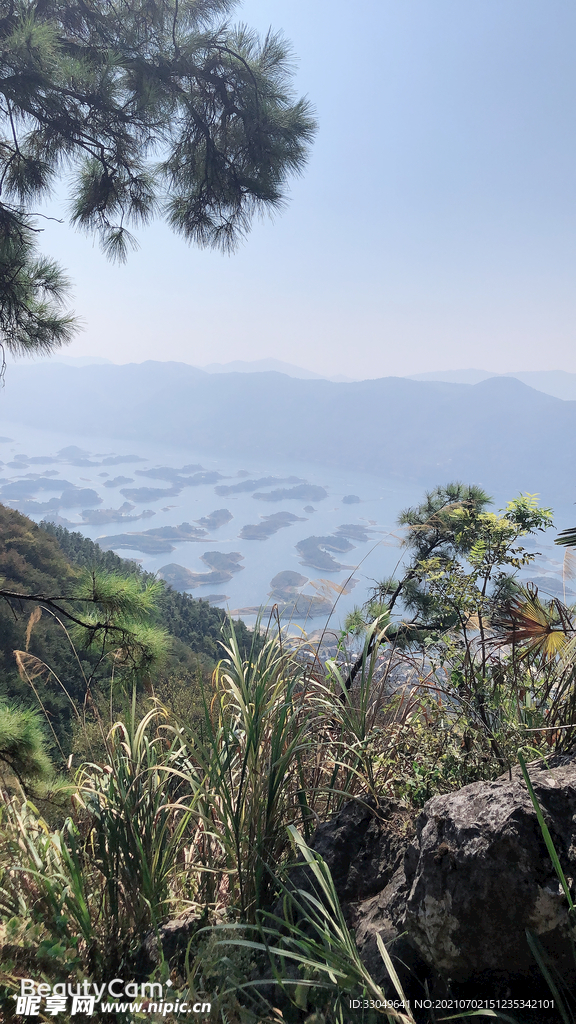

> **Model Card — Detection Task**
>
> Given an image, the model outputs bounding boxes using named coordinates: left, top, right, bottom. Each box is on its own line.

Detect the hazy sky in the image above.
left=27, top=0, right=576, bottom=377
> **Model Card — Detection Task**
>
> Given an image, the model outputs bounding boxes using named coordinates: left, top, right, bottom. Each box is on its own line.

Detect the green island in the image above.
left=240, top=511, right=306, bottom=540
left=100, top=523, right=209, bottom=554
left=296, top=533, right=356, bottom=571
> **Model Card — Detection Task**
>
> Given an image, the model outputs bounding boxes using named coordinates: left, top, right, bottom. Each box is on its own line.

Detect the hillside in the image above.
left=2, top=361, right=576, bottom=502
left=0, top=507, right=254, bottom=750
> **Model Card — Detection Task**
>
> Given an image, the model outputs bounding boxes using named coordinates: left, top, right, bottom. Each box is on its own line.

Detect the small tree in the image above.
left=341, top=484, right=554, bottom=692
left=392, top=490, right=554, bottom=646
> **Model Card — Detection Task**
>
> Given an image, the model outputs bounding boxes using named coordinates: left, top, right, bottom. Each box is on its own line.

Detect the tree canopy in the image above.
left=0, top=0, right=316, bottom=357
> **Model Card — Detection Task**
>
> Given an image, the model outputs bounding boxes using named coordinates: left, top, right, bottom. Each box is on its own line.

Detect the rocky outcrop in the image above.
left=137, top=760, right=576, bottom=1012
left=401, top=761, right=576, bottom=986
left=314, top=758, right=576, bottom=1004
left=310, top=796, right=414, bottom=905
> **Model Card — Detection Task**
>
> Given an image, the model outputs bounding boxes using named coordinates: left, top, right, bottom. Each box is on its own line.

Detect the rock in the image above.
left=400, top=759, right=576, bottom=986
left=311, top=795, right=414, bottom=905
left=308, top=798, right=435, bottom=995
left=280, top=797, right=431, bottom=998
left=306, top=758, right=576, bottom=1005
left=138, top=911, right=199, bottom=975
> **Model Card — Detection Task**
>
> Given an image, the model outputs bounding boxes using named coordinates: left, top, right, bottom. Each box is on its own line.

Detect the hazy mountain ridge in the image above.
left=409, top=368, right=576, bottom=401
left=199, top=357, right=354, bottom=382
left=2, top=361, right=575, bottom=502
left=21, top=356, right=576, bottom=400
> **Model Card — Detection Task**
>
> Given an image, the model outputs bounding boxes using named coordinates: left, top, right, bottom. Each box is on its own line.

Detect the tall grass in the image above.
left=4, top=599, right=576, bottom=1021
left=158, top=619, right=425, bottom=922
left=169, top=624, right=314, bottom=918
left=75, top=701, right=195, bottom=957
left=518, top=751, right=576, bottom=1024
left=0, top=701, right=195, bottom=981
left=213, top=826, right=417, bottom=1023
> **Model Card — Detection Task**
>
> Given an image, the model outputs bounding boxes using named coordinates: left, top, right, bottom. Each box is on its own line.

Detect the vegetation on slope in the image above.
left=1, top=485, right=575, bottom=1022
left=0, top=507, right=254, bottom=753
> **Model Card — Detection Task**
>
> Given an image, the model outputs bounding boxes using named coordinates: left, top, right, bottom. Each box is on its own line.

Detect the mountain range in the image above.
left=199, top=358, right=353, bottom=382
left=21, top=356, right=576, bottom=401
left=408, top=368, right=576, bottom=401
left=2, top=361, right=575, bottom=506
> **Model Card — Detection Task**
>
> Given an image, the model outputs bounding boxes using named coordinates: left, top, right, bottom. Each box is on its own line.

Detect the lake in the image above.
left=1, top=421, right=571, bottom=629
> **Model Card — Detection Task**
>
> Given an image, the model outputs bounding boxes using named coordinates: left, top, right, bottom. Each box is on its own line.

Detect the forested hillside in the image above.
left=0, top=507, right=254, bottom=751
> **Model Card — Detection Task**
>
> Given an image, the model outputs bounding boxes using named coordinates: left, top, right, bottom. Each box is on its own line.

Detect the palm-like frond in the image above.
left=491, top=588, right=574, bottom=660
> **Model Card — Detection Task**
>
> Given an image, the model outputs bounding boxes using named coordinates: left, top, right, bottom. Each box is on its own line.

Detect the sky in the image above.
left=23, top=0, right=576, bottom=378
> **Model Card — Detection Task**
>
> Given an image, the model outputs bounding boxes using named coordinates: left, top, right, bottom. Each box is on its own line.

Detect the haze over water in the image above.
left=0, top=423, right=423, bottom=628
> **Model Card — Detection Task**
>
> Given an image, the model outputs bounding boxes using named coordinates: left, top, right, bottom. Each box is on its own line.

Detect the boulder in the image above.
left=400, top=759, right=576, bottom=986
left=136, top=759, right=576, bottom=1007
left=317, top=758, right=576, bottom=1002
left=310, top=795, right=414, bottom=905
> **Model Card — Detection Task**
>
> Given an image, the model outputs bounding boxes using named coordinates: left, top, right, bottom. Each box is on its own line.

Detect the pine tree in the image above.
left=0, top=0, right=316, bottom=357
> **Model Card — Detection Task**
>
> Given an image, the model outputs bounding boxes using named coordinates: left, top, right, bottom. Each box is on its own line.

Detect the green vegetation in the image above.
left=0, top=0, right=316, bottom=356
left=0, top=485, right=575, bottom=1022
left=0, top=507, right=254, bottom=753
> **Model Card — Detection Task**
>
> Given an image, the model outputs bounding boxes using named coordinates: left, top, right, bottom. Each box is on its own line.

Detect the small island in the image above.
left=195, top=508, right=233, bottom=530
left=158, top=551, right=244, bottom=590
left=296, top=534, right=355, bottom=571
left=215, top=475, right=302, bottom=496
left=80, top=503, right=155, bottom=525
left=335, top=523, right=371, bottom=543
left=200, top=550, right=244, bottom=573
left=99, top=522, right=208, bottom=553
left=135, top=466, right=221, bottom=486
left=99, top=454, right=146, bottom=465
left=240, top=510, right=306, bottom=540
left=268, top=569, right=309, bottom=601
left=120, top=485, right=181, bottom=502
left=104, top=476, right=133, bottom=487
left=254, top=484, right=327, bottom=502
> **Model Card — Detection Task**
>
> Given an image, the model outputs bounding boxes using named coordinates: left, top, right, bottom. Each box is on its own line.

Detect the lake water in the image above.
left=2, top=421, right=571, bottom=630
left=0, top=421, right=428, bottom=630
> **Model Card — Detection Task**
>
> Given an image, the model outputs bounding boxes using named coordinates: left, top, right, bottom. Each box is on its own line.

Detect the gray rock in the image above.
left=311, top=795, right=414, bottom=905
left=399, top=759, right=576, bottom=985
left=306, top=758, right=576, bottom=1005
left=286, top=797, right=433, bottom=997
left=139, top=911, right=198, bottom=974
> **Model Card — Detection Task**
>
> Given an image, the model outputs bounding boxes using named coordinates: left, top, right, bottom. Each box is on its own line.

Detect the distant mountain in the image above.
left=409, top=369, right=495, bottom=385
left=200, top=358, right=354, bottom=382
left=409, top=368, right=576, bottom=401
left=2, top=361, right=576, bottom=505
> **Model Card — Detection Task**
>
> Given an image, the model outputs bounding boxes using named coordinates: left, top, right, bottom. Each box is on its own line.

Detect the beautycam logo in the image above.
left=14, top=978, right=211, bottom=1017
